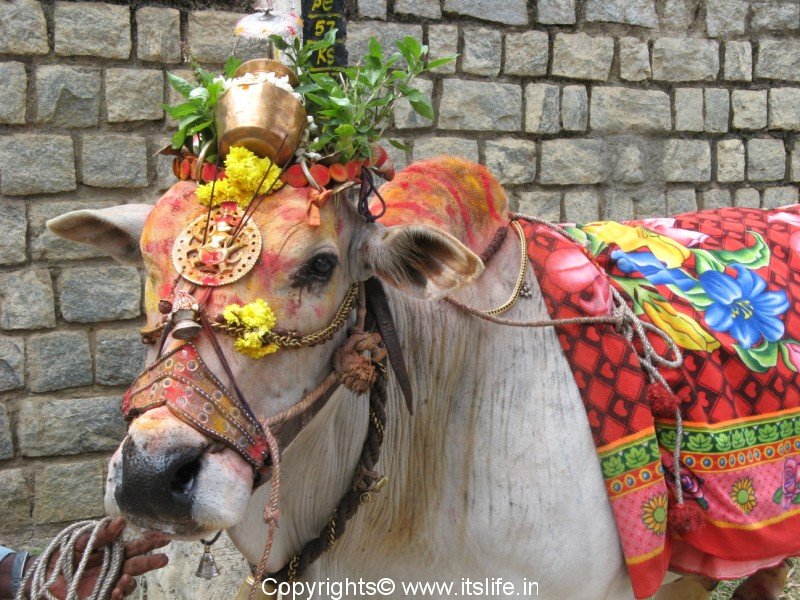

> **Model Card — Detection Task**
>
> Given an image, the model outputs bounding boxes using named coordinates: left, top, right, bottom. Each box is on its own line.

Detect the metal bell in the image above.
left=195, top=543, right=221, bottom=579
left=172, top=309, right=202, bottom=340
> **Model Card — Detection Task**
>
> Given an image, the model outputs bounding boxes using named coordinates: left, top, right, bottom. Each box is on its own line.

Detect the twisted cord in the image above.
left=18, top=517, right=124, bottom=600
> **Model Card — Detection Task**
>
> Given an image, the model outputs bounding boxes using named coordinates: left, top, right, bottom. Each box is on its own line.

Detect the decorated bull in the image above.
left=46, top=155, right=800, bottom=600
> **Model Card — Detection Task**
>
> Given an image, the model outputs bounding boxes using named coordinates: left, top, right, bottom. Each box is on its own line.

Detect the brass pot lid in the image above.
left=234, top=58, right=299, bottom=87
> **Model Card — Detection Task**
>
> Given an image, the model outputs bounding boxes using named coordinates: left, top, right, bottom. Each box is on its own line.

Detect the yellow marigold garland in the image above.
left=222, top=299, right=279, bottom=359
left=195, top=146, right=284, bottom=208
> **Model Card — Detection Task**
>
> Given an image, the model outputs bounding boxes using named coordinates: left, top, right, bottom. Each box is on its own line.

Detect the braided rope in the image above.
left=18, top=517, right=125, bottom=600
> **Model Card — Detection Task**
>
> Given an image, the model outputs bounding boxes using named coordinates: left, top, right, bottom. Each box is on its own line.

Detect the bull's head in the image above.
left=46, top=157, right=504, bottom=546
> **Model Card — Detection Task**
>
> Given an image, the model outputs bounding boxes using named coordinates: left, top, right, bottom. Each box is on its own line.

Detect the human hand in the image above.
left=30, top=518, right=170, bottom=600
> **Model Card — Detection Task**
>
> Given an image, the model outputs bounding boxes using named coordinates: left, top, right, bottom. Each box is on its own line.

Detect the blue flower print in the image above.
left=699, top=264, right=790, bottom=349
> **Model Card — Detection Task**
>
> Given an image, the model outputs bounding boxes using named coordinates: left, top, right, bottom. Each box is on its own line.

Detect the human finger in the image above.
left=122, top=554, right=169, bottom=577
left=75, top=518, right=126, bottom=554
left=124, top=532, right=171, bottom=557
left=116, top=573, right=137, bottom=596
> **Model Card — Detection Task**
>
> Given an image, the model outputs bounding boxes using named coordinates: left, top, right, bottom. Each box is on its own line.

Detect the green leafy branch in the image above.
left=163, top=55, right=242, bottom=159
left=272, top=29, right=455, bottom=162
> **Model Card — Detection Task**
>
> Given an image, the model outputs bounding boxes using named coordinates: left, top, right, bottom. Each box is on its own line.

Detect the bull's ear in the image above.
left=46, top=204, right=153, bottom=266
left=355, top=223, right=483, bottom=299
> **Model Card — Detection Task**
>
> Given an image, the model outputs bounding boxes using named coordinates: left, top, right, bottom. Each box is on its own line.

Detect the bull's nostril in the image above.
left=170, top=456, right=201, bottom=497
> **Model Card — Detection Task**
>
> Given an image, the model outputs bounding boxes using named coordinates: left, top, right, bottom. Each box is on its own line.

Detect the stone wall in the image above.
left=0, top=0, right=798, bottom=596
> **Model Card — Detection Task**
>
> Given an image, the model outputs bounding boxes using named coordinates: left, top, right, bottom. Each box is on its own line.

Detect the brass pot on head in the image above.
left=215, top=59, right=306, bottom=165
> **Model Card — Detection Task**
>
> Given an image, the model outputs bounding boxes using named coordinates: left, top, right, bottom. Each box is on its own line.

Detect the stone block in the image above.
left=732, top=90, right=767, bottom=130
left=663, top=139, right=711, bottom=182
left=701, top=188, right=731, bottom=210
left=717, top=139, right=745, bottom=182
left=0, top=0, right=48, bottom=55
left=462, top=28, right=501, bottom=76
left=346, top=23, right=423, bottom=68
left=0, top=203, right=26, bottom=266
left=552, top=33, right=614, bottom=81
left=412, top=137, right=479, bottom=163
left=188, top=11, right=241, bottom=64
left=54, top=2, right=131, bottom=59
left=634, top=190, right=667, bottom=218
left=751, top=4, right=799, bottom=33
left=793, top=145, right=800, bottom=182
left=666, top=188, right=698, bottom=216
left=734, top=188, right=761, bottom=209
left=620, top=37, right=651, bottom=81
left=27, top=331, right=92, bottom=393
left=106, top=69, right=164, bottom=122
left=604, top=191, right=635, bottom=221
left=358, top=0, right=386, bottom=19
left=747, top=138, right=786, bottom=181
left=564, top=190, right=600, bottom=223
left=35, top=66, right=101, bottom=128
left=763, top=186, right=799, bottom=209
left=96, top=329, right=147, bottom=386
left=659, top=0, right=697, bottom=29
left=0, top=63, right=27, bottom=124
left=154, top=137, right=177, bottom=192
left=756, top=40, right=800, bottom=82
left=704, top=88, right=729, bottom=133
left=590, top=87, right=670, bottom=133
left=706, top=0, right=747, bottom=36
left=652, top=38, right=719, bottom=81
left=0, top=270, right=55, bottom=330
left=540, top=139, right=609, bottom=185
left=18, top=396, right=126, bottom=457
left=561, top=86, right=588, bottom=131
left=0, top=404, right=11, bottom=460
left=504, top=31, right=548, bottom=77
left=769, top=88, right=800, bottom=131
left=483, top=138, right=537, bottom=185
left=674, top=88, right=703, bottom=132
left=439, top=80, right=521, bottom=131
left=0, top=337, right=24, bottom=393
left=585, top=0, right=658, bottom=28
left=0, top=135, right=76, bottom=196
left=612, top=144, right=646, bottom=184
left=137, top=7, right=181, bottom=63
left=396, top=0, right=441, bottom=18
left=30, top=200, right=116, bottom=261
left=444, top=0, right=527, bottom=24
left=0, top=469, right=31, bottom=529
left=81, top=135, right=148, bottom=188
left=537, top=0, right=575, bottom=24
left=34, top=460, right=105, bottom=524
left=59, top=266, right=141, bottom=323
left=427, top=25, right=457, bottom=74
left=525, top=83, right=560, bottom=134
left=516, top=191, right=561, bottom=222
left=724, top=41, right=752, bottom=82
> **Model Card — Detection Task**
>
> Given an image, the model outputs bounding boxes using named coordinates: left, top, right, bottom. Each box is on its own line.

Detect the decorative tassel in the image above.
left=669, top=501, right=705, bottom=535
left=647, top=383, right=681, bottom=417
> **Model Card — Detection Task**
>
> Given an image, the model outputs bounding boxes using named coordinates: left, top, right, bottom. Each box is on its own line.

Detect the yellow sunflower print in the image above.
left=641, top=493, right=668, bottom=536
left=731, top=478, right=757, bottom=514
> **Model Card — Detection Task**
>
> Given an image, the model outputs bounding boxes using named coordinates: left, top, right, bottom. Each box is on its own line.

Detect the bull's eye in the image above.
left=292, top=252, right=338, bottom=289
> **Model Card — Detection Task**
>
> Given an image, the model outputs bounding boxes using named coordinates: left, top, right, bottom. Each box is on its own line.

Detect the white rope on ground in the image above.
left=17, top=517, right=125, bottom=600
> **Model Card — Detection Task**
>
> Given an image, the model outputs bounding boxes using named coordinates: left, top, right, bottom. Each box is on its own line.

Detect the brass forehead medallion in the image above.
left=172, top=201, right=262, bottom=287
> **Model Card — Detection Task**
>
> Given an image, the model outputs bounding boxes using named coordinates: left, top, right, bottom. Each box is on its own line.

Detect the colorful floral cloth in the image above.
left=523, top=206, right=800, bottom=599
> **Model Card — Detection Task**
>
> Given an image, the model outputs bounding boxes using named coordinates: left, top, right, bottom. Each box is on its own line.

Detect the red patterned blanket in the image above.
left=523, top=206, right=800, bottom=599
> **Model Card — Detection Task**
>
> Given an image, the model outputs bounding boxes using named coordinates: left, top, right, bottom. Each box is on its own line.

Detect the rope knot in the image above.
left=333, top=331, right=386, bottom=394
